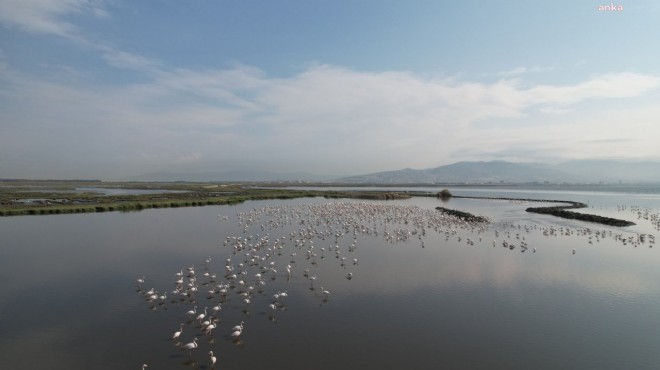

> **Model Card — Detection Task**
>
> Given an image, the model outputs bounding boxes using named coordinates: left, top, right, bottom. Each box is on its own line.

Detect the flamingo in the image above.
left=232, top=321, right=244, bottom=332
left=230, top=328, right=242, bottom=340
left=182, top=338, right=198, bottom=355
left=209, top=351, right=217, bottom=367
left=137, top=276, right=145, bottom=288
left=204, top=321, right=217, bottom=336
left=231, top=321, right=244, bottom=339
left=172, top=323, right=184, bottom=341
left=321, top=286, right=330, bottom=300
left=196, top=307, right=208, bottom=322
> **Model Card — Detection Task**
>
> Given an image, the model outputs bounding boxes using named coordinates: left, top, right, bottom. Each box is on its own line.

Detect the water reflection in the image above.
left=1, top=194, right=660, bottom=369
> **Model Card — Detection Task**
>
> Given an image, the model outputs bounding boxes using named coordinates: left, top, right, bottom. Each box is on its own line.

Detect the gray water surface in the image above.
left=1, top=189, right=659, bottom=369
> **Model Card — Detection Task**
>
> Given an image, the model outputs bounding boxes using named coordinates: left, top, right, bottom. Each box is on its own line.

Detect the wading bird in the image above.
left=172, top=323, right=184, bottom=341
left=209, top=351, right=217, bottom=367
left=182, top=338, right=198, bottom=356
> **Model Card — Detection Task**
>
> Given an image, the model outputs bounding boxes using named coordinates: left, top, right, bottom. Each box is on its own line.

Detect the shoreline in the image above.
left=0, top=182, right=411, bottom=216
left=0, top=181, right=637, bottom=226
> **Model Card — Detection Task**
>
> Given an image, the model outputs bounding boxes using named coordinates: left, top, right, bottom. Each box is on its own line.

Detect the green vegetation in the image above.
left=436, top=189, right=452, bottom=199
left=0, top=180, right=411, bottom=217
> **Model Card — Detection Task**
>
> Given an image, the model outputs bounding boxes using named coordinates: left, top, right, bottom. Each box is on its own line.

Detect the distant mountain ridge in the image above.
left=125, top=160, right=660, bottom=184
left=337, top=160, right=660, bottom=184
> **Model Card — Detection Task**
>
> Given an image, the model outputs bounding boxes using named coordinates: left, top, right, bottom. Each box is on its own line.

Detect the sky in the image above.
left=1, top=0, right=660, bottom=180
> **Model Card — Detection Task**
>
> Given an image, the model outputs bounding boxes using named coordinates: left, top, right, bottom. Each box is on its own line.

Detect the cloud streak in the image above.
left=0, top=0, right=106, bottom=36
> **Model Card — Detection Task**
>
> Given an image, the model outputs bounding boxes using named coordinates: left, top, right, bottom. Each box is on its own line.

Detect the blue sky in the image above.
left=1, top=0, right=659, bottom=179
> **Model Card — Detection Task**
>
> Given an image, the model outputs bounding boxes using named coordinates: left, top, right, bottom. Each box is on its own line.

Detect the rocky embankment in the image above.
left=435, top=206, right=489, bottom=222
left=525, top=202, right=635, bottom=227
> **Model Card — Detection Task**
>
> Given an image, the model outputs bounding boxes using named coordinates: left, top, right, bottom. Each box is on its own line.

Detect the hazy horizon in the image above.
left=2, top=1, right=660, bottom=180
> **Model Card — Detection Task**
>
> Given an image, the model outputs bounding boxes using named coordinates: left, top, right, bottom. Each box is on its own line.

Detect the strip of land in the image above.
left=0, top=180, right=637, bottom=226
left=0, top=180, right=409, bottom=216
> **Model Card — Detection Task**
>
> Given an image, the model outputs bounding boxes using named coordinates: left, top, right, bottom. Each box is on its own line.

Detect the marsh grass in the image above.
left=0, top=181, right=410, bottom=217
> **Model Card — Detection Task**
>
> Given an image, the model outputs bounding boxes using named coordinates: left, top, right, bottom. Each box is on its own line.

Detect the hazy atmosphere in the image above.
left=1, top=0, right=659, bottom=180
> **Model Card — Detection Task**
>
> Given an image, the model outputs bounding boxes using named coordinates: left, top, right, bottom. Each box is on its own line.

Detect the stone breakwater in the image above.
left=434, top=206, right=490, bottom=223
left=524, top=203, right=636, bottom=227
left=447, top=195, right=635, bottom=227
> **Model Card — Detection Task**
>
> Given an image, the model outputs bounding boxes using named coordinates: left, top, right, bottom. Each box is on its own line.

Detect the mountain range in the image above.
left=124, top=160, right=660, bottom=184
left=336, top=160, right=660, bottom=184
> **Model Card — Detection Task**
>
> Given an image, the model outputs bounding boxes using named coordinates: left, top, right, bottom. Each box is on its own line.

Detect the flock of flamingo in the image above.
left=135, top=200, right=656, bottom=368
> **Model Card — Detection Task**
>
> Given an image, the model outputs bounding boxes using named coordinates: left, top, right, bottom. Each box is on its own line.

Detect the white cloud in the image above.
left=526, top=72, right=660, bottom=106
left=0, top=0, right=106, bottom=36
left=3, top=1, right=660, bottom=179
left=1, top=59, right=659, bottom=178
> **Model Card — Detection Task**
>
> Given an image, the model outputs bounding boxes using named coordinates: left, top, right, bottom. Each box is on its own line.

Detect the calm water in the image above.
left=1, top=187, right=659, bottom=369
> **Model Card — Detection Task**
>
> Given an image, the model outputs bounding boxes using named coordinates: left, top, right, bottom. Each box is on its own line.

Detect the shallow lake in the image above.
left=1, top=187, right=659, bottom=369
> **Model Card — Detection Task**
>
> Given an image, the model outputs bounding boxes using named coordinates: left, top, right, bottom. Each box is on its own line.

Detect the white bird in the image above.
left=137, top=276, right=145, bottom=287
left=321, top=286, right=330, bottom=300
left=147, top=291, right=158, bottom=301
left=172, top=323, right=184, bottom=341
left=186, top=306, right=197, bottom=317
left=142, top=364, right=148, bottom=370
left=182, top=338, right=198, bottom=355
left=196, top=307, right=208, bottom=322
left=231, top=329, right=242, bottom=340
left=204, top=321, right=217, bottom=336
left=230, top=320, right=244, bottom=338
left=209, top=351, right=217, bottom=367
left=232, top=321, right=244, bottom=332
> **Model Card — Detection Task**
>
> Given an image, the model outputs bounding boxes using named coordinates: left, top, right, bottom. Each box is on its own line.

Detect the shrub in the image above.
left=437, top=189, right=452, bottom=199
